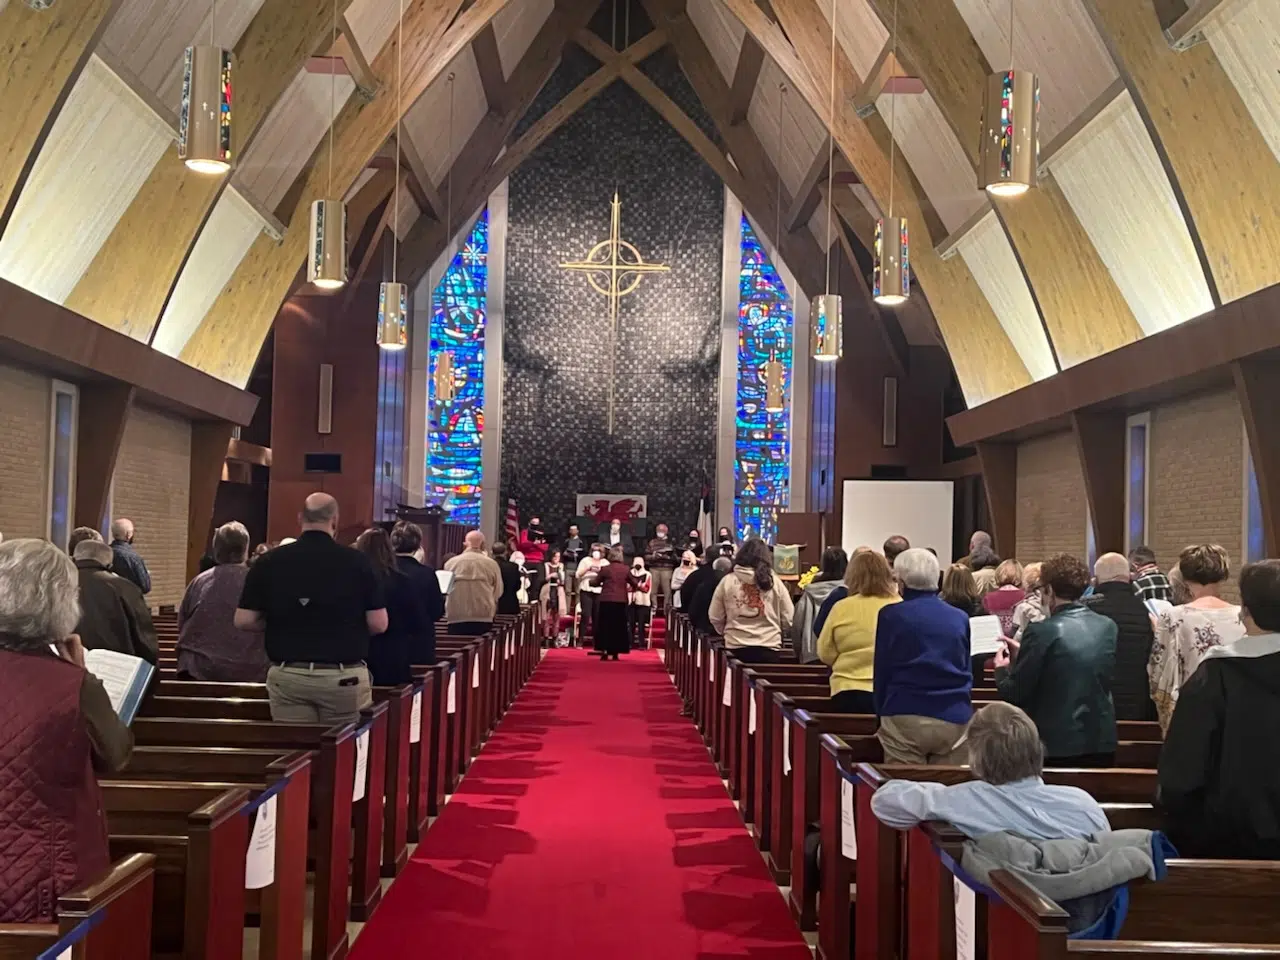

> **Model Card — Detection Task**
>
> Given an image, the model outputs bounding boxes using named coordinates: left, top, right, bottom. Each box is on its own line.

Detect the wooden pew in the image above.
left=0, top=854, right=155, bottom=960
left=727, top=661, right=829, bottom=807
left=115, top=746, right=311, bottom=960
left=101, top=782, right=250, bottom=959
left=133, top=718, right=357, bottom=960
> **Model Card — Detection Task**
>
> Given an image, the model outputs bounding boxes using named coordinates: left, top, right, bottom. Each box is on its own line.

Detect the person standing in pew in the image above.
left=687, top=556, right=732, bottom=636
left=443, top=530, right=503, bottom=636
left=794, top=546, right=849, bottom=664
left=994, top=553, right=1118, bottom=767
left=108, top=518, right=151, bottom=596
left=1085, top=553, right=1157, bottom=722
left=176, top=521, right=269, bottom=682
left=818, top=550, right=899, bottom=713
left=356, top=528, right=430, bottom=686
left=870, top=702, right=1109, bottom=840
left=72, top=539, right=158, bottom=666
left=1159, top=559, right=1280, bottom=860
left=492, top=543, right=523, bottom=616
left=234, top=493, right=388, bottom=724
left=390, top=521, right=444, bottom=665
left=0, top=539, right=133, bottom=922
left=708, top=539, right=794, bottom=664
left=874, top=549, right=973, bottom=763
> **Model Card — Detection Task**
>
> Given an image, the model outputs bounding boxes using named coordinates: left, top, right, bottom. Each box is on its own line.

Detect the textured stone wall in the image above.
left=0, top=362, right=51, bottom=540
left=1015, top=431, right=1088, bottom=562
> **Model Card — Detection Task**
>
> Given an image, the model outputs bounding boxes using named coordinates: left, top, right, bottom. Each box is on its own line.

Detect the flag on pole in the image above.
left=504, top=497, right=520, bottom=546
left=696, top=481, right=714, bottom=545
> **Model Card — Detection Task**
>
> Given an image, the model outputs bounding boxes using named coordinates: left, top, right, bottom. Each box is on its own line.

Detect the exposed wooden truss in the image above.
left=851, top=42, right=923, bottom=117
left=727, top=35, right=765, bottom=125
left=472, top=23, right=509, bottom=110
left=306, top=16, right=380, bottom=100
left=784, top=137, right=830, bottom=232
left=63, top=0, right=360, bottom=342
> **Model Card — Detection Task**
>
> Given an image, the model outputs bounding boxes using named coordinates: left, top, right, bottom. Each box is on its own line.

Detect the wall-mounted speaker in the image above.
left=883, top=376, right=898, bottom=448
left=318, top=363, right=334, bottom=435
left=304, top=453, right=342, bottom=474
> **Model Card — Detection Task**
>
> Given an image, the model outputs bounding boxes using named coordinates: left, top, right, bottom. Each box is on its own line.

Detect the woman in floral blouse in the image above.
left=1148, top=544, right=1246, bottom=733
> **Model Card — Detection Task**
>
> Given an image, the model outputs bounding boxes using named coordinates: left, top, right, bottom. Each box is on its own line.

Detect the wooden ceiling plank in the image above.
left=727, top=35, right=766, bottom=125
left=64, top=0, right=360, bottom=342
left=859, top=0, right=1144, bottom=370
left=1084, top=0, right=1280, bottom=306
left=722, top=0, right=1030, bottom=405
left=0, top=0, right=121, bottom=239
left=472, top=23, right=508, bottom=110
left=783, top=137, right=829, bottom=233
left=179, top=0, right=509, bottom=385
left=397, top=132, right=444, bottom=220
left=337, top=15, right=380, bottom=99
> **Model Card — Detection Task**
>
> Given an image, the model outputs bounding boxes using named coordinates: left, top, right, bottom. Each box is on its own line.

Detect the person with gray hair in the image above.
left=108, top=518, right=151, bottom=595
left=176, top=521, right=269, bottom=682
left=68, top=526, right=103, bottom=554
left=870, top=702, right=1109, bottom=840
left=0, top=539, right=133, bottom=922
left=871, top=549, right=974, bottom=763
left=1084, top=552, right=1157, bottom=721
left=72, top=538, right=158, bottom=665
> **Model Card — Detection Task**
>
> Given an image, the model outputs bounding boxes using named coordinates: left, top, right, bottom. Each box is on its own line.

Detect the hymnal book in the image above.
left=84, top=649, right=154, bottom=724
left=436, top=569, right=455, bottom=595
left=968, top=615, right=1004, bottom=658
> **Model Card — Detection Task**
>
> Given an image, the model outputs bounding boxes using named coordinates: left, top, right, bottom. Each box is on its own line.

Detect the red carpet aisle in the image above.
left=349, top=649, right=811, bottom=959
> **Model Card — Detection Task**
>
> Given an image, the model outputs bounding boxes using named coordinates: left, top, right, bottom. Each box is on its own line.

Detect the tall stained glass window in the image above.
left=734, top=215, right=792, bottom=542
left=427, top=210, right=488, bottom=525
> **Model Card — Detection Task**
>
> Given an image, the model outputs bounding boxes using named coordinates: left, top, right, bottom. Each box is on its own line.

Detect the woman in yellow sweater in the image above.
left=818, top=550, right=900, bottom=713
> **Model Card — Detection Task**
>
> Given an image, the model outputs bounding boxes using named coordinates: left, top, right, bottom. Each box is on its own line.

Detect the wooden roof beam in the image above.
left=472, top=23, right=508, bottom=111
left=851, top=40, right=923, bottom=118
left=1164, top=0, right=1236, bottom=50
left=783, top=137, right=829, bottom=233
left=727, top=35, right=765, bottom=125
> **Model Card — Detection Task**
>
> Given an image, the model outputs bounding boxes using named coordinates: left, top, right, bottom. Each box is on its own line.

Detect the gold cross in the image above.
left=561, top=192, right=669, bottom=434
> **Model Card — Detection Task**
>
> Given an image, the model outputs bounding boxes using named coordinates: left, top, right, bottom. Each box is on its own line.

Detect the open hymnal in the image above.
left=968, top=615, right=1004, bottom=658
left=436, top=569, right=456, bottom=595
left=84, top=649, right=154, bottom=724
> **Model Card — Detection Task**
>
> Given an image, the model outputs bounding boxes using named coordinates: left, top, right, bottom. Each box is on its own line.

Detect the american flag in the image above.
left=504, top=497, right=519, bottom=546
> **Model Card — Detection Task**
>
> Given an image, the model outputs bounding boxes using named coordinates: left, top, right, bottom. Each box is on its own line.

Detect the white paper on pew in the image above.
left=696, top=644, right=701, bottom=668
left=490, top=642, right=496, bottom=670
left=447, top=671, right=457, bottom=714
left=436, top=569, right=455, bottom=595
left=352, top=730, right=370, bottom=803
left=722, top=666, right=732, bottom=707
left=954, top=876, right=977, bottom=960
left=409, top=691, right=423, bottom=744
left=660, top=647, right=665, bottom=664
left=504, top=637, right=512, bottom=660
left=840, top=779, right=857, bottom=859
left=748, top=694, right=757, bottom=735
left=471, top=656, right=480, bottom=689
left=782, top=725, right=792, bottom=775
left=968, top=615, right=1004, bottom=658
left=57, top=949, right=71, bottom=960
left=245, top=794, right=277, bottom=890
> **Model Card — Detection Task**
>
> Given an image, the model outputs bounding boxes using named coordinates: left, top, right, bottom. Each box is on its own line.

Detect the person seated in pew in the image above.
left=793, top=546, right=848, bottom=664
left=873, top=549, right=973, bottom=764
left=443, top=530, right=503, bottom=636
left=390, top=521, right=444, bottom=665
left=356, top=528, right=431, bottom=686
left=234, top=493, right=388, bottom=724
left=871, top=702, right=1109, bottom=840
left=709, top=539, right=794, bottom=665
left=72, top=539, right=158, bottom=666
left=1159, top=559, right=1280, bottom=860
left=0, top=539, right=133, bottom=922
left=818, top=550, right=899, bottom=714
left=176, top=521, right=270, bottom=682
left=995, top=553, right=1118, bottom=768
left=1084, top=553, right=1157, bottom=722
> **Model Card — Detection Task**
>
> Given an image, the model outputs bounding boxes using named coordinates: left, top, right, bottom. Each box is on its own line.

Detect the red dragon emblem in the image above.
left=582, top=498, right=645, bottom=523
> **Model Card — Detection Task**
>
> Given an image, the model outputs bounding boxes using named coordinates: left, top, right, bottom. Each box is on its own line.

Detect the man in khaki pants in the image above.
left=235, top=493, right=388, bottom=723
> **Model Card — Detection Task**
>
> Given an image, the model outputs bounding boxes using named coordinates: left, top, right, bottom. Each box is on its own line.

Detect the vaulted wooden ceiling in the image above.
left=1, top=0, right=1277, bottom=408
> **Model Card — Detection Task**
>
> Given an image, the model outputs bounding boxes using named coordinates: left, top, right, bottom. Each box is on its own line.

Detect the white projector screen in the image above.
left=842, top=480, right=955, bottom=564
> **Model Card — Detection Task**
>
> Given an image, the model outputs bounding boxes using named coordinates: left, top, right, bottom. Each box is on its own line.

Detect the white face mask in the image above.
left=657, top=531, right=667, bottom=539
left=591, top=551, right=602, bottom=560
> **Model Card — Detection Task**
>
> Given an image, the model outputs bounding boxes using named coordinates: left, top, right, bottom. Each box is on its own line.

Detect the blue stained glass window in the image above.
left=1127, top=421, right=1147, bottom=553
left=1246, top=449, right=1265, bottom=564
left=427, top=210, right=488, bottom=525
left=734, top=215, right=792, bottom=543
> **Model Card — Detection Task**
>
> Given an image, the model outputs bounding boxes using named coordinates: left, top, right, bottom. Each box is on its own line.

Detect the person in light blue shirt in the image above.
left=870, top=701, right=1110, bottom=840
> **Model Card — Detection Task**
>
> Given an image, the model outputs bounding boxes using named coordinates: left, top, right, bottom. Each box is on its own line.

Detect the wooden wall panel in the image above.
left=402, top=48, right=489, bottom=189
left=188, top=420, right=235, bottom=581
left=687, top=0, right=747, bottom=84
left=1086, top=0, right=1280, bottom=304
left=1071, top=409, right=1126, bottom=556
left=975, top=440, right=1017, bottom=559
left=1207, top=0, right=1280, bottom=166
left=0, top=0, right=120, bottom=238
left=75, top=383, right=135, bottom=531
left=1235, top=356, right=1280, bottom=557
left=0, top=55, right=172, bottom=307
left=746, top=59, right=827, bottom=202
left=493, top=0, right=556, bottom=77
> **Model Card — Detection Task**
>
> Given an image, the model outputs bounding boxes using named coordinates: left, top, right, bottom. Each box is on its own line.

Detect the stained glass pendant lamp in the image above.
left=874, top=0, right=911, bottom=307
left=310, top=0, right=347, bottom=290
left=179, top=39, right=233, bottom=174
left=764, top=350, right=785, bottom=412
left=378, top=0, right=410, bottom=346
left=980, top=0, right=1039, bottom=196
left=809, top=0, right=842, bottom=361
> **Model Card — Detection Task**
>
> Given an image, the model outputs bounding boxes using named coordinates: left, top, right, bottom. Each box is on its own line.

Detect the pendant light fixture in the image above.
left=764, top=347, right=785, bottom=413
left=179, top=0, right=233, bottom=174
left=309, top=0, right=347, bottom=290
left=809, top=0, right=842, bottom=361
left=979, top=0, right=1039, bottom=196
left=434, top=350, right=458, bottom=404
left=378, top=0, right=409, bottom=349
left=873, top=0, right=910, bottom=307
left=764, top=84, right=787, bottom=418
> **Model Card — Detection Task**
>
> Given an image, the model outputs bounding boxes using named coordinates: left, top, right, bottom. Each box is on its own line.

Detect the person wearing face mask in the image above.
left=583, top=547, right=631, bottom=660
left=683, top=530, right=704, bottom=559
left=576, top=545, right=607, bottom=645
left=670, top=550, right=698, bottom=610
left=714, top=526, right=736, bottom=560
left=629, top=557, right=653, bottom=647
left=599, top=517, right=633, bottom=555
left=645, top=523, right=677, bottom=617
left=517, top=517, right=548, bottom=598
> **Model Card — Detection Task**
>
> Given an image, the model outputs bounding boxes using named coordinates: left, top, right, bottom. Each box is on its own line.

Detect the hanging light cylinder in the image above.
left=308, top=198, right=347, bottom=290
left=810, top=293, right=842, bottom=361
left=874, top=216, right=910, bottom=306
left=179, top=45, right=233, bottom=174
left=434, top=350, right=458, bottom=404
left=979, top=69, right=1039, bottom=197
left=377, top=281, right=407, bottom=350
left=764, top=352, right=785, bottom=412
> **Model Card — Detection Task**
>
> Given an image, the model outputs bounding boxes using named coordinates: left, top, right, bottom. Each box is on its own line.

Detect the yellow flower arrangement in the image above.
left=797, top=565, right=820, bottom=590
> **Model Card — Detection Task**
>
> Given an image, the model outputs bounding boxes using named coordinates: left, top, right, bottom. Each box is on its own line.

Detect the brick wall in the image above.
left=1149, top=388, right=1244, bottom=600
left=1015, top=431, right=1087, bottom=562
left=0, top=362, right=50, bottom=540
left=112, top=404, right=192, bottom=606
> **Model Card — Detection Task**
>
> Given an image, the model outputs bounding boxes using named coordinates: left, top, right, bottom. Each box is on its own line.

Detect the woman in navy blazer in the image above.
left=873, top=548, right=974, bottom=764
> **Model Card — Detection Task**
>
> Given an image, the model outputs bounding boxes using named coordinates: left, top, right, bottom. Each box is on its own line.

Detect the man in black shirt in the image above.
left=492, top=542, right=523, bottom=616
left=235, top=493, right=388, bottom=723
